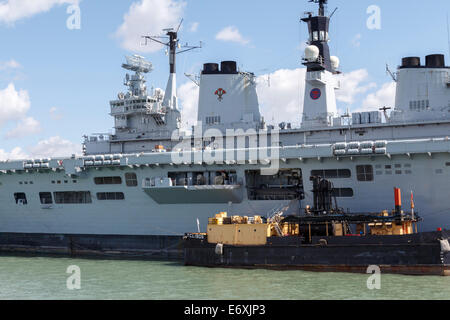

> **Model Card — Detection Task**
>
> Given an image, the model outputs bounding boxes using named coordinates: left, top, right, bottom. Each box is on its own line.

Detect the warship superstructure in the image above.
left=0, top=0, right=449, bottom=255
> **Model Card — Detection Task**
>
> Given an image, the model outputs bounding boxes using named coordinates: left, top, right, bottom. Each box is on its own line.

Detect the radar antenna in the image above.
left=122, top=54, right=153, bottom=74
left=309, top=0, right=328, bottom=16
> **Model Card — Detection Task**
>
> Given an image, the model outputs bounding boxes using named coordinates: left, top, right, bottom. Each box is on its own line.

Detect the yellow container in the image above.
left=207, top=223, right=270, bottom=246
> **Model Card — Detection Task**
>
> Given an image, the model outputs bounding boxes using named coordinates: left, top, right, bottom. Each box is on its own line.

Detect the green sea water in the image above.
left=0, top=256, right=449, bottom=300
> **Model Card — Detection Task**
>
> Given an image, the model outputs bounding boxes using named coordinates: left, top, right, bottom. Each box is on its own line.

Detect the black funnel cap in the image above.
left=203, top=63, right=220, bottom=74
left=425, top=54, right=445, bottom=68
left=401, top=57, right=421, bottom=68
left=221, top=61, right=237, bottom=74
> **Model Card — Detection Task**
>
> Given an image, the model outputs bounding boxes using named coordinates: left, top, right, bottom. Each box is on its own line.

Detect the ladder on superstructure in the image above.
left=151, top=113, right=166, bottom=126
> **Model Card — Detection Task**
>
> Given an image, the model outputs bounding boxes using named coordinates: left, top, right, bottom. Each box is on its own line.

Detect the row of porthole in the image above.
left=19, top=181, right=34, bottom=185
left=19, top=180, right=78, bottom=185
left=376, top=170, right=413, bottom=175
left=51, top=180, right=78, bottom=184
left=375, top=164, right=412, bottom=170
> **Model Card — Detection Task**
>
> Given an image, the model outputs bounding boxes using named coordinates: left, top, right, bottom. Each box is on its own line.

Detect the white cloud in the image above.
left=0, top=83, right=31, bottom=126
left=0, top=0, right=78, bottom=25
left=352, top=33, right=362, bottom=48
left=5, top=116, right=41, bottom=139
left=360, top=82, right=396, bottom=112
left=0, top=83, right=44, bottom=139
left=178, top=81, right=199, bottom=129
left=216, top=26, right=249, bottom=45
left=115, top=0, right=186, bottom=53
left=49, top=107, right=63, bottom=120
left=0, top=136, right=81, bottom=161
left=189, top=22, right=199, bottom=32
left=257, top=68, right=306, bottom=126
left=0, top=59, right=21, bottom=70
left=28, top=136, right=81, bottom=158
left=335, top=69, right=376, bottom=105
left=0, top=146, right=28, bottom=160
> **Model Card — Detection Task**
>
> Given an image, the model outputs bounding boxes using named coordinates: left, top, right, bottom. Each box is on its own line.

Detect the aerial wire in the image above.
left=447, top=13, right=450, bottom=62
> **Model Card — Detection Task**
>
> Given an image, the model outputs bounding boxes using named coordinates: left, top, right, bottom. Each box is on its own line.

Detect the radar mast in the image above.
left=300, top=0, right=339, bottom=129
left=142, top=20, right=202, bottom=110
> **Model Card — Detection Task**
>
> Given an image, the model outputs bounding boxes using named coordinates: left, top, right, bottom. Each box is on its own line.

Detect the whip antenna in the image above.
left=447, top=13, right=450, bottom=61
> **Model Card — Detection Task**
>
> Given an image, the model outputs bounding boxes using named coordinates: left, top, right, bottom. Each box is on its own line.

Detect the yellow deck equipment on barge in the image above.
left=207, top=212, right=299, bottom=246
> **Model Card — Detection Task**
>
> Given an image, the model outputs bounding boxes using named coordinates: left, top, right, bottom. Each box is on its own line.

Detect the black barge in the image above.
left=184, top=179, right=450, bottom=276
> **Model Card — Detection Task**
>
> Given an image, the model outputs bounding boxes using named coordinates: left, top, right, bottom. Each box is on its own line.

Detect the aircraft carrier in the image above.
left=0, top=0, right=449, bottom=258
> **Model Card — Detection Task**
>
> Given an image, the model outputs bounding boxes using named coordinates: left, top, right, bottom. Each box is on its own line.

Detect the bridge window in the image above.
left=356, top=165, right=374, bottom=181
left=319, top=31, right=325, bottom=41
left=54, top=192, right=92, bottom=204
left=97, top=192, right=125, bottom=201
left=125, top=173, right=138, bottom=187
left=14, top=193, right=27, bottom=205
left=39, top=192, right=53, bottom=204
left=311, top=169, right=351, bottom=179
left=312, top=31, right=318, bottom=41
left=332, top=188, right=354, bottom=198
left=94, top=176, right=122, bottom=185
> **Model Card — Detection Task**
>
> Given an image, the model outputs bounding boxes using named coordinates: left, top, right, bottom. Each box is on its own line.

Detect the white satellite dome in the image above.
left=305, top=45, right=320, bottom=62
left=330, top=56, right=340, bottom=70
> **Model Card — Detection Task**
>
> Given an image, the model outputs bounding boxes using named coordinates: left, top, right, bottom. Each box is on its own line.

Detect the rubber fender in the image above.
left=440, top=239, right=450, bottom=253
left=215, top=243, right=223, bottom=255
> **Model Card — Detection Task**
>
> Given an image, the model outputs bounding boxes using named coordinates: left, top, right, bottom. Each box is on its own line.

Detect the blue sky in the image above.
left=0, top=0, right=449, bottom=158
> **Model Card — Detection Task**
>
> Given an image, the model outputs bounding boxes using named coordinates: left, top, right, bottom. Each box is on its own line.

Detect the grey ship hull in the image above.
left=1, top=121, right=450, bottom=258
left=0, top=233, right=182, bottom=260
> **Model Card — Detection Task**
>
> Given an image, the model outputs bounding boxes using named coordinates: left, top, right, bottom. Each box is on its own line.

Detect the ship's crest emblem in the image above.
left=215, top=88, right=227, bottom=101
left=310, top=88, right=321, bottom=100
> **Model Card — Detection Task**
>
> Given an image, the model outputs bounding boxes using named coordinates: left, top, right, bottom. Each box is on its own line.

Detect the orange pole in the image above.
left=394, top=188, right=402, bottom=215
